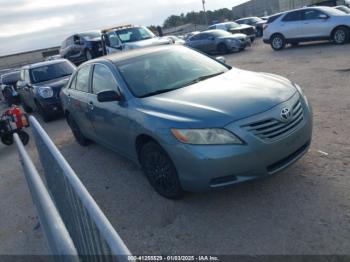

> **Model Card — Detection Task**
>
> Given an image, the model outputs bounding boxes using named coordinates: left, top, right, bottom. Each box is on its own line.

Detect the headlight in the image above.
left=171, top=128, right=243, bottom=145
left=38, top=86, right=54, bottom=98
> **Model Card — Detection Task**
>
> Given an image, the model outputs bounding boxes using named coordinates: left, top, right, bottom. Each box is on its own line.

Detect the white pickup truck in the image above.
left=101, top=25, right=172, bottom=54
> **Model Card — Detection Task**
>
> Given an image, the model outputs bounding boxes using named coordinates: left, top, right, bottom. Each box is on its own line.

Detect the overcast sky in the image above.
left=0, top=0, right=248, bottom=56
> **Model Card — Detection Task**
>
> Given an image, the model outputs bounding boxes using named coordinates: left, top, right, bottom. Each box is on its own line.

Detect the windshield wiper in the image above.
left=140, top=88, right=178, bottom=98
left=181, top=71, right=225, bottom=88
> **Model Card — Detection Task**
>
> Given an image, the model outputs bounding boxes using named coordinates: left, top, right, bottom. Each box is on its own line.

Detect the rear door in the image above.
left=88, top=63, right=131, bottom=155
left=67, top=64, right=95, bottom=137
left=280, top=10, right=304, bottom=39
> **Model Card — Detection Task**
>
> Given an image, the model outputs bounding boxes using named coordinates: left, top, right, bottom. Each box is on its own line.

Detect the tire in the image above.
left=256, top=28, right=263, bottom=37
left=18, top=131, right=29, bottom=145
left=35, top=101, right=51, bottom=122
left=1, top=134, right=13, bottom=145
left=67, top=114, right=91, bottom=146
left=140, top=141, right=184, bottom=199
left=85, top=50, right=93, bottom=61
left=332, top=26, right=349, bottom=45
left=270, top=34, right=286, bottom=51
left=217, top=43, right=229, bottom=54
left=22, top=101, right=33, bottom=113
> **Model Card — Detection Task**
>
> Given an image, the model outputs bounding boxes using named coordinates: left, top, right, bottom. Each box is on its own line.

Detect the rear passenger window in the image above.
left=75, top=65, right=91, bottom=92
left=92, top=64, right=117, bottom=94
left=304, top=10, right=324, bottom=20
left=282, top=11, right=302, bottom=22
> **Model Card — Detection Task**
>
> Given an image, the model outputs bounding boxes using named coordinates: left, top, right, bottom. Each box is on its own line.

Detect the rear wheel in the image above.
left=332, top=26, right=349, bottom=45
left=1, top=134, right=13, bottom=146
left=140, top=141, right=184, bottom=199
left=217, top=43, right=229, bottom=54
left=270, top=34, right=286, bottom=51
left=67, top=114, right=91, bottom=146
left=18, top=131, right=29, bottom=145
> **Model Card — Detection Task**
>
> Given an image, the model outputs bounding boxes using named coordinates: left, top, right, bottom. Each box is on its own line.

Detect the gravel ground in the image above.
left=0, top=39, right=349, bottom=255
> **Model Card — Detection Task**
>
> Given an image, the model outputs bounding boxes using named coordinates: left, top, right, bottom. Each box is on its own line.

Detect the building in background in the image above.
left=232, top=0, right=349, bottom=19
left=0, top=46, right=60, bottom=70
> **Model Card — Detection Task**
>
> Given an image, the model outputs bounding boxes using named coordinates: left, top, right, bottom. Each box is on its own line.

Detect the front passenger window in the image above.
left=92, top=64, right=117, bottom=94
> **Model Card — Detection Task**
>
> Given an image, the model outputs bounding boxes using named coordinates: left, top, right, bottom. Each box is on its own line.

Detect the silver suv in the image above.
left=263, top=6, right=350, bottom=50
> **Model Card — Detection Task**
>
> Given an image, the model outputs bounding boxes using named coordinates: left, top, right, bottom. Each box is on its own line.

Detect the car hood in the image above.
left=34, top=76, right=71, bottom=89
left=125, top=37, right=171, bottom=49
left=139, top=69, right=296, bottom=127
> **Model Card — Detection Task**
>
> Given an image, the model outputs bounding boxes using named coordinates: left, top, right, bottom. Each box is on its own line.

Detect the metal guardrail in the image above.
left=15, top=116, right=132, bottom=261
left=13, top=133, right=79, bottom=261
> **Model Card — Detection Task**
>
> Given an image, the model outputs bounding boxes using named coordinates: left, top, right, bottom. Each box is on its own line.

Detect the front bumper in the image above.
left=164, top=93, right=313, bottom=192
left=38, top=99, right=63, bottom=116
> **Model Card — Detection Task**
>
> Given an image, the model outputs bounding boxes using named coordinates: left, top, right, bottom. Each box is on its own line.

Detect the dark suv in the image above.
left=17, top=59, right=76, bottom=122
left=60, top=31, right=103, bottom=65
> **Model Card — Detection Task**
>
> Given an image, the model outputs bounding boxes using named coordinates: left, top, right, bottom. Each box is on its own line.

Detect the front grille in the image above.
left=244, top=100, right=304, bottom=142
left=241, top=28, right=255, bottom=35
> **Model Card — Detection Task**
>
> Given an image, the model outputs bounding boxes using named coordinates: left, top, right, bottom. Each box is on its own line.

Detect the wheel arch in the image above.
left=331, top=25, right=350, bottom=37
left=135, top=134, right=160, bottom=162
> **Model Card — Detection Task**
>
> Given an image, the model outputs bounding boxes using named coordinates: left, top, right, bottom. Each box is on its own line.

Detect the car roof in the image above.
left=237, top=17, right=259, bottom=21
left=22, top=59, right=69, bottom=70
left=212, top=21, right=238, bottom=26
left=85, top=45, right=185, bottom=65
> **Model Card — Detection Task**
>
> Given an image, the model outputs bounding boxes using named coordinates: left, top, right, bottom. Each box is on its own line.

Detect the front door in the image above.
left=88, top=63, right=131, bottom=156
left=300, top=9, right=331, bottom=38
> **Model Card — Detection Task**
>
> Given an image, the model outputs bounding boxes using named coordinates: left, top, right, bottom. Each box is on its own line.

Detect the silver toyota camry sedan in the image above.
left=61, top=45, right=312, bottom=199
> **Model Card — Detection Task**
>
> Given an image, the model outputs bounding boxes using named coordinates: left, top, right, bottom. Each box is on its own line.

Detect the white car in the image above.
left=101, top=25, right=172, bottom=54
left=263, top=6, right=350, bottom=50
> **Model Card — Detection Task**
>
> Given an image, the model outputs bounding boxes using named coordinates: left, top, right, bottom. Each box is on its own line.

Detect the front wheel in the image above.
left=270, top=34, right=286, bottom=51
left=140, top=141, right=184, bottom=199
left=217, top=43, right=229, bottom=54
left=35, top=101, right=51, bottom=122
left=332, top=26, right=349, bottom=45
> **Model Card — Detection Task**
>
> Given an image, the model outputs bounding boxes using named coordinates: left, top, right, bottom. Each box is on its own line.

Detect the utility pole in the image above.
left=202, top=0, right=208, bottom=26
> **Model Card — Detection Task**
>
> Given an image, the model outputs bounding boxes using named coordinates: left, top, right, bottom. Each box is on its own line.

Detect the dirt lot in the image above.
left=0, top=40, right=349, bottom=255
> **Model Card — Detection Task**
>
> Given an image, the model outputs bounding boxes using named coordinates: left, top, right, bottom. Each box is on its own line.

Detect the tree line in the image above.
left=162, top=8, right=234, bottom=29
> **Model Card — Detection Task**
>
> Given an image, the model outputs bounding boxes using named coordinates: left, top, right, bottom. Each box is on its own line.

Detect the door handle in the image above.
left=88, top=101, right=94, bottom=110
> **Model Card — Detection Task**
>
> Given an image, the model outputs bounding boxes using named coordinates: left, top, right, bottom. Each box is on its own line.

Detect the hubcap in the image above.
left=335, top=30, right=345, bottom=43
left=272, top=37, right=282, bottom=49
left=144, top=151, right=176, bottom=193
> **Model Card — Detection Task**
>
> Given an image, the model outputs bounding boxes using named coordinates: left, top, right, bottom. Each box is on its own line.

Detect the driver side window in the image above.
left=107, top=32, right=120, bottom=47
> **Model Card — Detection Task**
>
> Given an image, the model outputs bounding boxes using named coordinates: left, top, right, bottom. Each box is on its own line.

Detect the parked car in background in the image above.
left=17, top=59, right=76, bottom=122
left=166, top=35, right=186, bottom=45
left=236, top=16, right=266, bottom=37
left=186, top=30, right=250, bottom=54
left=334, top=5, right=350, bottom=14
left=1, top=71, right=21, bottom=106
left=208, top=22, right=256, bottom=42
left=45, top=54, right=62, bottom=61
left=263, top=6, right=350, bottom=50
left=101, top=25, right=172, bottom=55
left=60, top=31, right=103, bottom=65
left=184, top=31, right=200, bottom=40
left=61, top=45, right=312, bottom=199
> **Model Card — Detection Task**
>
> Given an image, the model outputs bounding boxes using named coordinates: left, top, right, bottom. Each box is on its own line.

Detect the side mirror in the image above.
left=216, top=56, right=226, bottom=64
left=97, top=90, right=121, bottom=102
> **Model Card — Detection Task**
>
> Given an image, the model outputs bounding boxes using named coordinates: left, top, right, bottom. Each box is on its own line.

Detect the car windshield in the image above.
left=322, top=7, right=347, bottom=16
left=116, top=27, right=155, bottom=43
left=336, top=6, right=350, bottom=14
left=116, top=47, right=229, bottom=98
left=80, top=31, right=101, bottom=40
left=30, top=61, right=75, bottom=84
left=210, top=30, right=233, bottom=37
left=225, top=22, right=240, bottom=29
left=251, top=17, right=264, bottom=23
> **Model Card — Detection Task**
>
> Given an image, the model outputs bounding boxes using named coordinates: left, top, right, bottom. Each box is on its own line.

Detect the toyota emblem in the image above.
left=280, top=107, right=292, bottom=122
